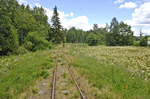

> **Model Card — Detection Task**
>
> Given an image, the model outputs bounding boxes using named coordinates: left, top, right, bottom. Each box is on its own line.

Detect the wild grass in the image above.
left=0, top=50, right=54, bottom=99
left=68, top=44, right=150, bottom=99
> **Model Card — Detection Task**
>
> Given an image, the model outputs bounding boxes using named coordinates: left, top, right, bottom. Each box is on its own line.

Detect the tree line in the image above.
left=65, top=18, right=148, bottom=46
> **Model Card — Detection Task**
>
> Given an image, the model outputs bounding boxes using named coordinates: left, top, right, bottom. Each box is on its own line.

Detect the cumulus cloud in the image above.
left=18, top=0, right=28, bottom=5
left=125, top=2, right=150, bottom=26
left=119, top=2, right=137, bottom=9
left=114, top=0, right=124, bottom=4
left=35, top=3, right=42, bottom=7
left=124, top=2, right=150, bottom=35
left=44, top=8, right=93, bottom=30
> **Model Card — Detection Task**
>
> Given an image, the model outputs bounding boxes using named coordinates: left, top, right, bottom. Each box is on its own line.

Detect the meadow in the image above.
left=68, top=44, right=150, bottom=99
left=0, top=50, right=54, bottom=99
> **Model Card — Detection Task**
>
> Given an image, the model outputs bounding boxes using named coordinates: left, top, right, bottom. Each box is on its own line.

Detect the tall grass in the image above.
left=0, top=50, right=54, bottom=99
left=68, top=44, right=150, bottom=99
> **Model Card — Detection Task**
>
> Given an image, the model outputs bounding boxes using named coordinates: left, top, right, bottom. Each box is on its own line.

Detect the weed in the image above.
left=32, top=88, right=38, bottom=94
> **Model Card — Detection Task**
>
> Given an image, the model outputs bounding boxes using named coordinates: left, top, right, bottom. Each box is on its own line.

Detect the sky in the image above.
left=17, top=0, right=150, bottom=36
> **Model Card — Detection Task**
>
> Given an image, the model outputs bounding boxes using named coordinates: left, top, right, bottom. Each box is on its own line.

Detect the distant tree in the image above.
left=139, top=30, right=148, bottom=46
left=119, top=22, right=134, bottom=45
left=66, top=27, right=87, bottom=43
left=106, top=18, right=134, bottom=46
left=93, top=24, right=98, bottom=31
left=106, top=17, right=120, bottom=46
left=51, top=6, right=63, bottom=44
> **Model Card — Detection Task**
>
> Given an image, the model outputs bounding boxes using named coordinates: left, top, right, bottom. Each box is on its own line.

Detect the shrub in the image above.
left=25, top=32, right=52, bottom=51
left=133, top=41, right=140, bottom=46
left=140, top=36, right=147, bottom=46
left=24, top=41, right=33, bottom=51
left=86, top=34, right=98, bottom=46
left=16, top=46, right=28, bottom=55
left=40, top=70, right=49, bottom=79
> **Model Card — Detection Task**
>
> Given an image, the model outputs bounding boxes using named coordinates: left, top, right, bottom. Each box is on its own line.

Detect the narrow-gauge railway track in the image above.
left=51, top=57, right=57, bottom=99
left=50, top=49, right=86, bottom=99
left=68, top=65, right=86, bottom=99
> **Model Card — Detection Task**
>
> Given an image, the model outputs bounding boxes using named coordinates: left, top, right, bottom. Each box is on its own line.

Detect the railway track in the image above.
left=68, top=65, right=86, bottom=99
left=50, top=49, right=86, bottom=99
left=51, top=57, right=57, bottom=99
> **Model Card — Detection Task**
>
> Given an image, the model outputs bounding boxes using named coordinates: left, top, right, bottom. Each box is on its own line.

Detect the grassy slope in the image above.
left=0, top=50, right=54, bottom=99
left=68, top=44, right=150, bottom=99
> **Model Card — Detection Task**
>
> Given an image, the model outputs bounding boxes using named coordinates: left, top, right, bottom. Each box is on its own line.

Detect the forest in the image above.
left=0, top=0, right=149, bottom=56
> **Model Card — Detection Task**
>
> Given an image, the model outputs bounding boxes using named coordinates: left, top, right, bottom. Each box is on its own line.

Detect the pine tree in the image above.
left=51, top=6, right=63, bottom=44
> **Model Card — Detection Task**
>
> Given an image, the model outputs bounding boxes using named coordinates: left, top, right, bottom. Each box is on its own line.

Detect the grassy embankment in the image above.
left=68, top=44, right=150, bottom=99
left=0, top=50, right=54, bottom=99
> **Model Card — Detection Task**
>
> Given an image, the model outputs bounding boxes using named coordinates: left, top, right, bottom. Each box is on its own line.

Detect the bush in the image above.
left=24, top=41, right=33, bottom=51
left=86, top=34, right=98, bottom=46
left=40, top=70, right=49, bottom=79
left=33, top=39, right=50, bottom=51
left=16, top=46, right=28, bottom=55
left=25, top=32, right=52, bottom=51
left=133, top=41, right=140, bottom=46
left=140, top=36, right=147, bottom=46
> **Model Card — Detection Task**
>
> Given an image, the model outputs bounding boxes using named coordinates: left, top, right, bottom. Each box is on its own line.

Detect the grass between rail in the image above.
left=0, top=50, right=54, bottom=99
left=68, top=44, right=150, bottom=99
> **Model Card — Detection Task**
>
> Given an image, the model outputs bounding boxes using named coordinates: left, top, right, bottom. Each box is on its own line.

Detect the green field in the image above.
left=68, top=44, right=150, bottom=99
left=0, top=50, right=54, bottom=99
left=0, top=44, right=150, bottom=99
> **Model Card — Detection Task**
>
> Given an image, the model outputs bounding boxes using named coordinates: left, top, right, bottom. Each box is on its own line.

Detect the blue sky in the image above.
left=18, top=0, right=150, bottom=35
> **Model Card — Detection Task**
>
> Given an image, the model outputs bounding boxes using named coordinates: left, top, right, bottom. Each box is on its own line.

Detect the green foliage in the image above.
left=39, top=70, right=49, bottom=79
left=16, top=46, right=28, bottom=55
left=66, top=27, right=87, bottom=43
left=86, top=34, right=98, bottom=46
left=119, top=22, right=134, bottom=45
left=23, top=41, right=33, bottom=51
left=140, top=36, right=148, bottom=46
left=0, top=15, right=19, bottom=55
left=25, top=32, right=51, bottom=51
left=106, top=17, right=120, bottom=46
left=32, top=88, right=38, bottom=94
left=133, top=41, right=140, bottom=46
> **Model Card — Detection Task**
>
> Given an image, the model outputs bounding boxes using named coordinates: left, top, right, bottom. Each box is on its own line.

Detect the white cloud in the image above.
left=35, top=3, right=42, bottom=7
left=114, top=0, right=124, bottom=4
left=45, top=7, right=104, bottom=31
left=124, top=2, right=150, bottom=35
left=18, top=0, right=28, bottom=5
left=119, top=2, right=137, bottom=9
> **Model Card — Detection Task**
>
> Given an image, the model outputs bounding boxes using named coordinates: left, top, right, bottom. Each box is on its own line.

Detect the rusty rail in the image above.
left=51, top=58, right=57, bottom=99
left=68, top=65, right=86, bottom=99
